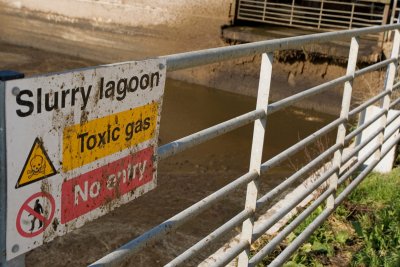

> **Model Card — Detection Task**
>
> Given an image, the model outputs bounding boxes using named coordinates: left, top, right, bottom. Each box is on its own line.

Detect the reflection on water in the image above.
left=150, top=79, right=337, bottom=265
left=159, top=78, right=335, bottom=176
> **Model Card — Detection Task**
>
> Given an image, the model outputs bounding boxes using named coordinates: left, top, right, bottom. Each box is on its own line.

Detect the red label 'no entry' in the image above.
left=61, top=147, right=155, bottom=223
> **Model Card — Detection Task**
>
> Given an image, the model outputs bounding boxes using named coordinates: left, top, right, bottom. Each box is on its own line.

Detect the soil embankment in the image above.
left=0, top=2, right=387, bottom=115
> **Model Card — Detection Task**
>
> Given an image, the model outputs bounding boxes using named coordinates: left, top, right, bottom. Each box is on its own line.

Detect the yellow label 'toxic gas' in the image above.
left=62, top=102, right=158, bottom=172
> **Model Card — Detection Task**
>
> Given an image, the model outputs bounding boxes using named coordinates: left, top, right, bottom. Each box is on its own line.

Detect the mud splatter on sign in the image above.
left=4, top=59, right=166, bottom=260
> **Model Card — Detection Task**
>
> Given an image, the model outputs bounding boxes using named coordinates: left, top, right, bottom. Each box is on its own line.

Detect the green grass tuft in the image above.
left=251, top=168, right=400, bottom=267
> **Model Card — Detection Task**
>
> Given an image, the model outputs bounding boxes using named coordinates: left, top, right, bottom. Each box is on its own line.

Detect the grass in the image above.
left=251, top=166, right=400, bottom=267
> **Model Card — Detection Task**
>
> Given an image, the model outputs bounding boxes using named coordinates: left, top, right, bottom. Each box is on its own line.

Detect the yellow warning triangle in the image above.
left=16, top=138, right=57, bottom=188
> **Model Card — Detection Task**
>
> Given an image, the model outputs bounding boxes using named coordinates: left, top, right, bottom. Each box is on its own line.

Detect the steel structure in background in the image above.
left=86, top=23, right=400, bottom=267
left=390, top=0, right=400, bottom=24
left=236, top=0, right=391, bottom=32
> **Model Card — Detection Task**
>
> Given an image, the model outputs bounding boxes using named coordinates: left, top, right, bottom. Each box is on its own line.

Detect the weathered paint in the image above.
left=4, top=59, right=166, bottom=260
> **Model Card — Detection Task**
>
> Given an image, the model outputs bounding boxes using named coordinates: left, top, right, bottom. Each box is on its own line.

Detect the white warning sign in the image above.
left=4, top=59, right=166, bottom=260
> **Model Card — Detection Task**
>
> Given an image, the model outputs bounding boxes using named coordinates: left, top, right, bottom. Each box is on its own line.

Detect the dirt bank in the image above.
left=169, top=55, right=386, bottom=115
left=0, top=2, right=387, bottom=116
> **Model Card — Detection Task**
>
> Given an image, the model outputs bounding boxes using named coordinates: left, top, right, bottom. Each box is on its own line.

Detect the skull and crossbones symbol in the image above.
left=27, top=155, right=46, bottom=179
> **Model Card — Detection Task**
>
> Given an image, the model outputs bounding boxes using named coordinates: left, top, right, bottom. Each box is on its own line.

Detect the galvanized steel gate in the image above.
left=1, top=24, right=400, bottom=267
left=236, top=0, right=391, bottom=31
left=86, top=24, right=400, bottom=266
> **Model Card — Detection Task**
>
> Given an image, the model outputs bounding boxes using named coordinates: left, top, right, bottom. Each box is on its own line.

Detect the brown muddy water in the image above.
left=0, top=43, right=335, bottom=266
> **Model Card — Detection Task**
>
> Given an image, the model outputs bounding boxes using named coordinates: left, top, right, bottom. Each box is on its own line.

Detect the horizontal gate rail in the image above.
left=90, top=24, right=400, bottom=267
left=162, top=24, right=398, bottom=71
left=237, top=0, right=389, bottom=34
left=267, top=133, right=400, bottom=267
left=159, top=54, right=399, bottom=161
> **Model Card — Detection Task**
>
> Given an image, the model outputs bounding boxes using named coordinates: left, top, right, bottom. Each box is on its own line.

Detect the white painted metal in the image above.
left=359, top=106, right=400, bottom=172
left=0, top=24, right=397, bottom=267
left=237, top=0, right=389, bottom=33
left=90, top=24, right=400, bottom=267
left=4, top=60, right=166, bottom=260
left=238, top=52, right=273, bottom=267
left=327, top=36, right=359, bottom=209
left=374, top=29, right=400, bottom=162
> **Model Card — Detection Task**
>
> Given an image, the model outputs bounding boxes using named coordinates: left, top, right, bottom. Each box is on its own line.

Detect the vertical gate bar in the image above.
left=374, top=29, right=400, bottom=162
left=318, top=0, right=324, bottom=29
left=262, top=0, right=267, bottom=22
left=349, top=4, right=355, bottom=29
left=391, top=4, right=400, bottom=41
left=237, top=52, right=273, bottom=267
left=390, top=0, right=396, bottom=26
left=327, top=37, right=359, bottom=209
left=290, top=0, right=295, bottom=25
left=0, top=80, right=6, bottom=267
left=381, top=4, right=390, bottom=43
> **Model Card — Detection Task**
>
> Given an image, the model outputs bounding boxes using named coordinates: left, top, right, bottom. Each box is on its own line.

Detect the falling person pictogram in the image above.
left=29, top=199, right=43, bottom=232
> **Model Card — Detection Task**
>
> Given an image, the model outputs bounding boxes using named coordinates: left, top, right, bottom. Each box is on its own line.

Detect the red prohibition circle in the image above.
left=16, top=192, right=55, bottom=238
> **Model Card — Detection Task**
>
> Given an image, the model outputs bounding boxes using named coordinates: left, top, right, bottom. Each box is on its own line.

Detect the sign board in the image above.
left=4, top=59, right=166, bottom=260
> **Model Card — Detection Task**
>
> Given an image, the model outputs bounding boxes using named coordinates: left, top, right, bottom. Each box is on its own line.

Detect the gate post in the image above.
left=374, top=29, right=400, bottom=162
left=238, top=52, right=273, bottom=267
left=327, top=37, right=359, bottom=209
left=0, top=71, right=25, bottom=267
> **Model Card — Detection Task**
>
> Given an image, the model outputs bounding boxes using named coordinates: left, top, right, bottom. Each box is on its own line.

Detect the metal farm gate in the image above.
left=236, top=0, right=391, bottom=31
left=1, top=23, right=400, bottom=267
left=90, top=24, right=400, bottom=266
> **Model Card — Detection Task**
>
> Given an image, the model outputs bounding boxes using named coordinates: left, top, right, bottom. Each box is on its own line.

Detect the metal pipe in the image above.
left=348, top=91, right=389, bottom=117
left=338, top=141, right=381, bottom=185
left=339, top=122, right=398, bottom=186
left=354, top=57, right=397, bottom=77
left=89, top=171, right=257, bottom=267
left=260, top=117, right=344, bottom=173
left=386, top=109, right=400, bottom=126
left=344, top=108, right=386, bottom=143
left=249, top=187, right=334, bottom=267
left=252, top=165, right=338, bottom=241
left=90, top=24, right=400, bottom=267
left=157, top=109, right=265, bottom=160
left=158, top=56, right=396, bottom=161
left=341, top=126, right=384, bottom=164
left=267, top=75, right=351, bottom=114
left=256, top=143, right=340, bottom=209
left=267, top=207, right=333, bottom=267
left=239, top=52, right=273, bottom=267
left=337, top=134, right=400, bottom=204
left=164, top=208, right=253, bottom=267
left=208, top=241, right=249, bottom=267
left=268, top=132, right=400, bottom=267
left=390, top=96, right=400, bottom=108
left=374, top=29, right=400, bottom=162
left=327, top=36, right=359, bottom=209
left=162, top=25, right=400, bottom=71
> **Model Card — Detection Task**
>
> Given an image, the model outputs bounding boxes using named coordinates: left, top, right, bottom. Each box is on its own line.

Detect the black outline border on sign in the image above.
left=15, top=137, right=57, bottom=189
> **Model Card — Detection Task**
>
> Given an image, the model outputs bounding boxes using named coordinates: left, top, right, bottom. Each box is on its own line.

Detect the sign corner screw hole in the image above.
left=12, top=244, right=19, bottom=253
left=12, top=87, right=20, bottom=96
